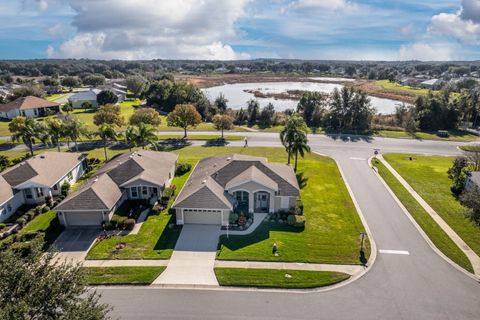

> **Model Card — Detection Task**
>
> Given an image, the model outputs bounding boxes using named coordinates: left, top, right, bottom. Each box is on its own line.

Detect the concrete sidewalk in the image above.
left=379, top=155, right=480, bottom=276
left=215, top=260, right=364, bottom=274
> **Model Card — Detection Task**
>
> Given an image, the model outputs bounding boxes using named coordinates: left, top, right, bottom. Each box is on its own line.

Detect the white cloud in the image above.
left=428, top=0, right=480, bottom=44
left=48, top=0, right=250, bottom=60
left=292, top=0, right=357, bottom=11
left=398, top=43, right=457, bottom=61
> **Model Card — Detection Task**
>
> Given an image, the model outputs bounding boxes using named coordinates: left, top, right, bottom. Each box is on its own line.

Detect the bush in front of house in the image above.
left=124, top=219, right=136, bottom=231
left=111, top=215, right=127, bottom=229
left=15, top=217, right=27, bottom=227
left=35, top=206, right=43, bottom=215
left=26, top=210, right=36, bottom=221
left=287, top=214, right=306, bottom=228
left=0, top=223, right=6, bottom=230
left=42, top=206, right=50, bottom=213
left=175, top=162, right=192, bottom=176
left=61, top=181, right=71, bottom=197
left=295, top=199, right=304, bottom=215
left=168, top=208, right=176, bottom=215
left=229, top=212, right=238, bottom=224
left=45, top=195, right=53, bottom=207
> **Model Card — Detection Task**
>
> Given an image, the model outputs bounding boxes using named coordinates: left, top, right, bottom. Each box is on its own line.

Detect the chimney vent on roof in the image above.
left=202, top=179, right=207, bottom=184
left=227, top=157, right=231, bottom=161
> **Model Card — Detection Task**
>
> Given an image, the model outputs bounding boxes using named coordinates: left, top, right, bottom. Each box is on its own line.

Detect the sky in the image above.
left=0, top=0, right=479, bottom=61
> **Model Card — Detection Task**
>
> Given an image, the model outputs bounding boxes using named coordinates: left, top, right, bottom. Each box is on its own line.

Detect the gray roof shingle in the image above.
left=173, top=154, right=299, bottom=210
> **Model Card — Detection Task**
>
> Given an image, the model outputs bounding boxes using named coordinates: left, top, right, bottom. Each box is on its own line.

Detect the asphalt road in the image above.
left=5, top=132, right=479, bottom=319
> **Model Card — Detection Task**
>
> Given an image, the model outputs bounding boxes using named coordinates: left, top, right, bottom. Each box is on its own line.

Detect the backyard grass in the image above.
left=383, top=154, right=480, bottom=259
left=214, top=268, right=350, bottom=289
left=22, top=210, right=57, bottom=233
left=83, top=266, right=165, bottom=285
left=372, top=159, right=473, bottom=273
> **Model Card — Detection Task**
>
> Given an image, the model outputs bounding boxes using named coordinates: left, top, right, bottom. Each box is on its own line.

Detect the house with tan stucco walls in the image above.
left=172, top=154, right=300, bottom=226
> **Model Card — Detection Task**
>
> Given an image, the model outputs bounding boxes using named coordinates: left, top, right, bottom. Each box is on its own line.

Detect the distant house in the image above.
left=465, top=171, right=480, bottom=191
left=420, top=79, right=443, bottom=90
left=68, top=89, right=101, bottom=109
left=0, top=152, right=87, bottom=222
left=112, top=83, right=127, bottom=101
left=55, top=150, right=178, bottom=227
left=172, top=154, right=300, bottom=226
left=0, top=96, right=60, bottom=119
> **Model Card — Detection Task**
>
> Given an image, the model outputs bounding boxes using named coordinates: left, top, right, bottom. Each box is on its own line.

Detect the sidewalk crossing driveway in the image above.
left=153, top=224, right=221, bottom=286
left=51, top=228, right=101, bottom=263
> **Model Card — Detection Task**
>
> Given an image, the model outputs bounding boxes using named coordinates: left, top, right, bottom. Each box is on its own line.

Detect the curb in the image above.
left=369, top=156, right=479, bottom=283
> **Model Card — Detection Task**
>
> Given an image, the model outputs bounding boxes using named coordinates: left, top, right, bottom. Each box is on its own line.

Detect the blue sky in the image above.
left=0, top=0, right=479, bottom=60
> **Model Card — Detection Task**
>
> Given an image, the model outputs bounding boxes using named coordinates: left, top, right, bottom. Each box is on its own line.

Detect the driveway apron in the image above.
left=153, top=224, right=221, bottom=286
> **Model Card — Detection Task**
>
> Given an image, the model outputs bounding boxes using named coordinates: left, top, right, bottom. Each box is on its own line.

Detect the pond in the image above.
left=202, top=81, right=404, bottom=114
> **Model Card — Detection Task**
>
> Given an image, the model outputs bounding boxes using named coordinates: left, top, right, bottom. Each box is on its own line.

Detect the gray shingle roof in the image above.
left=57, top=150, right=177, bottom=212
left=173, top=154, right=299, bottom=210
left=1, top=152, right=85, bottom=188
left=0, top=176, right=14, bottom=205
left=225, top=166, right=278, bottom=191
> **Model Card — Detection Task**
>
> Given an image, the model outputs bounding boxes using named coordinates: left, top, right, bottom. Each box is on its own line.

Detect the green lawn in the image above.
left=377, top=130, right=478, bottom=142
left=383, top=154, right=480, bottom=259
left=375, top=80, right=431, bottom=96
left=83, top=266, right=165, bottom=285
left=22, top=210, right=57, bottom=233
left=157, top=134, right=243, bottom=141
left=212, top=149, right=370, bottom=265
left=214, top=268, right=350, bottom=289
left=459, top=145, right=480, bottom=152
left=373, top=159, right=473, bottom=273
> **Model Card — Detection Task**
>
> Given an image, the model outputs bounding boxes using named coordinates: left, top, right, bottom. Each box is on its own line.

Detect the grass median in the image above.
left=214, top=268, right=350, bottom=289
left=84, top=266, right=165, bottom=285
left=373, top=159, right=473, bottom=273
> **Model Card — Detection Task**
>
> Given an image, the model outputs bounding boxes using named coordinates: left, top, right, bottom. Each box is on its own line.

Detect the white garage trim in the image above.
left=60, top=210, right=105, bottom=227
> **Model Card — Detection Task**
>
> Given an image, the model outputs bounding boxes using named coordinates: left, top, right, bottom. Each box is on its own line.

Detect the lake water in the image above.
left=202, top=81, right=403, bottom=114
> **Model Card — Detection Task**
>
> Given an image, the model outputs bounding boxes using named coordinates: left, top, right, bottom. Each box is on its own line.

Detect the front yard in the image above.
left=214, top=268, right=349, bottom=289
left=216, top=150, right=370, bottom=264
left=383, top=154, right=480, bottom=259
left=86, top=147, right=370, bottom=265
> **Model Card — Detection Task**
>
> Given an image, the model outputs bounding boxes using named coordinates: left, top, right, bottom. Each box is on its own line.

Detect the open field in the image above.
left=214, top=268, right=350, bottom=289
left=373, top=159, right=473, bottom=273
left=383, top=154, right=480, bottom=259
left=84, top=266, right=165, bottom=285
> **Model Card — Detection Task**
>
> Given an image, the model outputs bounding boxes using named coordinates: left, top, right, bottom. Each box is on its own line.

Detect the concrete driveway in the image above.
left=153, top=224, right=221, bottom=286
left=52, top=228, right=101, bottom=264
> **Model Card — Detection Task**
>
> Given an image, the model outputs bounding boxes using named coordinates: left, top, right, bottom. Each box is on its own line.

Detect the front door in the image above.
left=254, top=192, right=269, bottom=212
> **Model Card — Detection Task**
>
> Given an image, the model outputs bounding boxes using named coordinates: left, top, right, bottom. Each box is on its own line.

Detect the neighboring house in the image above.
left=100, top=83, right=127, bottom=102
left=465, top=171, right=480, bottom=191
left=420, top=79, right=443, bottom=90
left=68, top=89, right=101, bottom=108
left=0, top=152, right=87, bottom=222
left=0, top=96, right=60, bottom=119
left=172, top=154, right=300, bottom=226
left=55, top=150, right=178, bottom=227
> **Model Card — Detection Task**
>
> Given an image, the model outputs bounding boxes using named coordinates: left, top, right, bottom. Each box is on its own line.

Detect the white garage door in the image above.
left=183, top=209, right=222, bottom=225
left=64, top=211, right=104, bottom=227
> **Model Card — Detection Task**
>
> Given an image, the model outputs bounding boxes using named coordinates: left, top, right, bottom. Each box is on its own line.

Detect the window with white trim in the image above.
left=24, top=189, right=33, bottom=199
left=131, top=187, right=138, bottom=198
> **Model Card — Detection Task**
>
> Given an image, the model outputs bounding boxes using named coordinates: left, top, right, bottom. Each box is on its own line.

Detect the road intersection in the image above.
left=10, top=132, right=480, bottom=319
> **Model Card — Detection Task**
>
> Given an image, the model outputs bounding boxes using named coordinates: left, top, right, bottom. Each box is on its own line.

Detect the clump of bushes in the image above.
left=42, top=206, right=50, bottom=213
left=61, top=181, right=70, bottom=197
left=124, top=219, right=136, bottom=231
left=287, top=214, right=306, bottom=228
left=45, top=195, right=53, bottom=208
left=175, top=162, right=192, bottom=176
left=0, top=223, right=6, bottom=230
left=229, top=212, right=238, bottom=224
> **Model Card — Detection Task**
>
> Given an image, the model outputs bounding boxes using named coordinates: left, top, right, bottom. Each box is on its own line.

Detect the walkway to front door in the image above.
left=152, top=224, right=221, bottom=286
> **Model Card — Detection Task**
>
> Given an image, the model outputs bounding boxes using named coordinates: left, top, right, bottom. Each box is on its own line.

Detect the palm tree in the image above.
left=96, top=124, right=119, bottom=161
left=135, top=123, right=158, bottom=150
left=63, top=116, right=88, bottom=152
left=280, top=113, right=308, bottom=165
left=124, top=125, right=138, bottom=152
left=214, top=93, right=228, bottom=114
left=291, top=131, right=310, bottom=172
left=9, top=117, right=44, bottom=156
left=45, top=118, right=65, bottom=152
